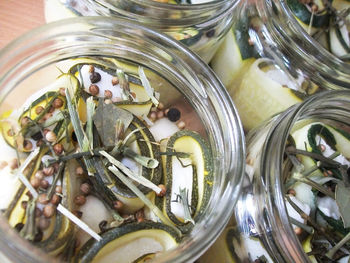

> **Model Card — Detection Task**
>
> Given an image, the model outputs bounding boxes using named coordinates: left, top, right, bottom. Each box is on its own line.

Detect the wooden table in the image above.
left=0, top=0, right=45, bottom=49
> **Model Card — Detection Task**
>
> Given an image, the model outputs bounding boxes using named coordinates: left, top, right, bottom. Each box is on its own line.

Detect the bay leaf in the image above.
left=335, top=181, right=350, bottom=228
left=93, top=100, right=133, bottom=147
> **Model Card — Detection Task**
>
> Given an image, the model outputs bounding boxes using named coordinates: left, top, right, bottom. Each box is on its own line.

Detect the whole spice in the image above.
left=38, top=193, right=49, bottom=205
left=45, top=131, right=57, bottom=143
left=23, top=140, right=33, bottom=151
left=43, top=166, right=55, bottom=176
left=167, top=108, right=181, bottom=122
left=53, top=143, right=64, bottom=155
left=80, top=183, right=91, bottom=195
left=89, top=84, right=99, bottom=96
left=30, top=177, right=41, bottom=189
left=74, top=195, right=86, bottom=206
left=43, top=205, right=56, bottom=218
left=55, top=185, right=62, bottom=194
left=111, top=77, right=119, bottom=86
left=90, top=72, right=101, bottom=83
left=104, top=90, right=113, bottom=99
left=75, top=166, right=84, bottom=176
left=156, top=184, right=167, bottom=197
left=35, top=106, right=44, bottom=115
left=51, top=194, right=61, bottom=205
left=53, top=98, right=64, bottom=108
left=113, top=200, right=124, bottom=211
left=20, top=116, right=31, bottom=127
left=40, top=179, right=50, bottom=189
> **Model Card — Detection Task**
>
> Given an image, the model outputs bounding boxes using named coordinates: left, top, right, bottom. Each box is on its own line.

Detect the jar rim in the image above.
left=0, top=16, right=245, bottom=263
left=260, top=90, right=350, bottom=262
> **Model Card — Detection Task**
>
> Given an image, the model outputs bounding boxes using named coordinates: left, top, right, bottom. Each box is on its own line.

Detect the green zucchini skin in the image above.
left=234, top=16, right=260, bottom=60
left=179, top=29, right=203, bottom=47
left=287, top=0, right=330, bottom=28
left=158, top=130, right=213, bottom=233
left=75, top=222, right=182, bottom=263
left=307, top=124, right=337, bottom=154
left=110, top=116, right=162, bottom=199
left=307, top=123, right=344, bottom=179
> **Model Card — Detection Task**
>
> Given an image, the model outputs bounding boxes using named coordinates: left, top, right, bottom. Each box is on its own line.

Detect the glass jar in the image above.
left=200, top=90, right=350, bottom=262
left=44, top=0, right=237, bottom=63
left=0, top=17, right=245, bottom=262
left=211, top=0, right=350, bottom=131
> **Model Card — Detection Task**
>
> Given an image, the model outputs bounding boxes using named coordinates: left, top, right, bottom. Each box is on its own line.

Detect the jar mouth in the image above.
left=0, top=16, right=245, bottom=263
left=86, top=0, right=238, bottom=26
left=254, top=0, right=350, bottom=89
left=262, top=90, right=350, bottom=262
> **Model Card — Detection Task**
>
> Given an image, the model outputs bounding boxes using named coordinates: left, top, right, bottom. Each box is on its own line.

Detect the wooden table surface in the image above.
left=0, top=0, right=45, bottom=49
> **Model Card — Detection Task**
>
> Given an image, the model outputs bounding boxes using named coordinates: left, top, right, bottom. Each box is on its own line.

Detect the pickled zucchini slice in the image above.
left=157, top=130, right=213, bottom=233
left=111, top=117, right=162, bottom=214
left=76, top=222, right=181, bottom=263
left=232, top=58, right=302, bottom=131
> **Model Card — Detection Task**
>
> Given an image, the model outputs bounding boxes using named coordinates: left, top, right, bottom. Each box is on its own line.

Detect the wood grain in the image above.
left=0, top=0, right=45, bottom=48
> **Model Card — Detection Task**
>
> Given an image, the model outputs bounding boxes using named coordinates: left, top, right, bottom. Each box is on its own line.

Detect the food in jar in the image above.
left=0, top=57, right=213, bottom=262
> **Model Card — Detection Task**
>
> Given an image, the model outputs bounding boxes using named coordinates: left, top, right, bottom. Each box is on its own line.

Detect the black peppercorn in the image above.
left=167, top=108, right=181, bottom=122
left=206, top=29, right=215, bottom=38
left=90, top=71, right=101, bottom=83
left=14, top=223, right=24, bottom=232
left=34, top=230, right=43, bottom=242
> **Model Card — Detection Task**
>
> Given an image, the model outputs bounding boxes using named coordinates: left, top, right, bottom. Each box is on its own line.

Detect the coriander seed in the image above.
left=53, top=98, right=64, bottom=108
left=111, top=76, right=119, bottom=85
left=89, top=84, right=99, bottom=96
